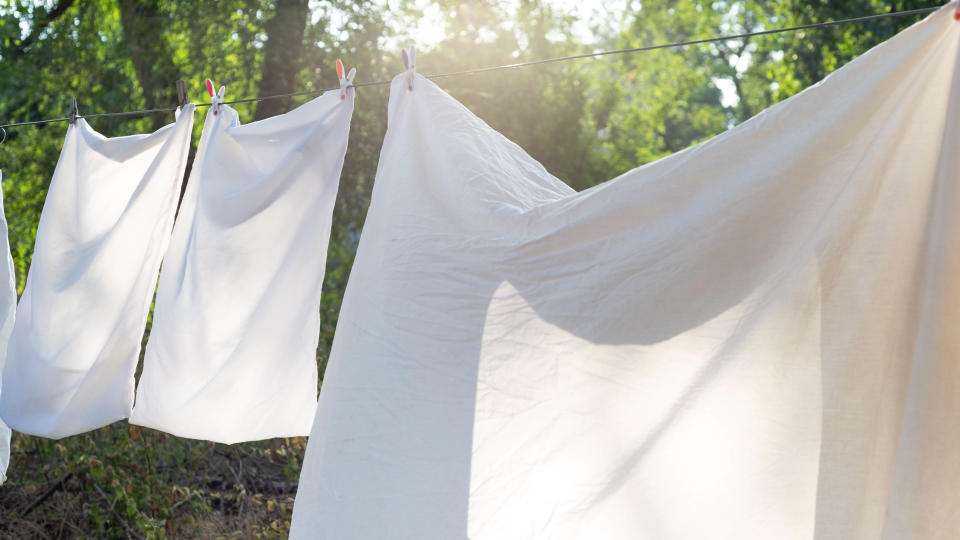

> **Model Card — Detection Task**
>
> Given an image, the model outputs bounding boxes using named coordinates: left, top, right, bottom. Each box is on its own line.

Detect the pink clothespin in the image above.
left=401, top=45, right=416, bottom=91
left=206, top=79, right=226, bottom=115
left=336, top=59, right=357, bottom=100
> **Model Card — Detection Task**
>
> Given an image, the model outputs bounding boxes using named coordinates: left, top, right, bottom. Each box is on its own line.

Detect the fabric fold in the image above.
left=291, top=4, right=960, bottom=539
left=0, top=107, right=195, bottom=439
left=0, top=171, right=16, bottom=483
left=129, top=90, right=354, bottom=444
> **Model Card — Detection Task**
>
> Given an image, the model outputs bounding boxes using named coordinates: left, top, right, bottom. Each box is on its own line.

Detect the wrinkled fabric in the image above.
left=0, top=108, right=195, bottom=439
left=130, top=91, right=353, bottom=444
left=0, top=172, right=16, bottom=483
left=291, top=5, right=960, bottom=539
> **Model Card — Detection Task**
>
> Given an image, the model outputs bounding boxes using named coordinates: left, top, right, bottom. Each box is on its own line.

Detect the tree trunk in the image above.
left=254, top=0, right=310, bottom=121
left=117, top=0, right=180, bottom=131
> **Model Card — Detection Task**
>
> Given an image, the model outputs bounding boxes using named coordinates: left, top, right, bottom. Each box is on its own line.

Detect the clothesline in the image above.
left=0, top=5, right=939, bottom=132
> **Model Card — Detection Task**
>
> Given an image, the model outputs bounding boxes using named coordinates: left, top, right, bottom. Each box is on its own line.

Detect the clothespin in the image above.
left=954, top=3, right=960, bottom=21
left=401, top=45, right=416, bottom=91
left=336, top=59, right=357, bottom=100
left=68, top=97, right=78, bottom=125
left=206, top=79, right=225, bottom=115
left=0, top=127, right=6, bottom=145
left=175, top=80, right=189, bottom=108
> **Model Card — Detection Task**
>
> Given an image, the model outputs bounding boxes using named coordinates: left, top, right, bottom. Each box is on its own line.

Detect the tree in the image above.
left=254, top=0, right=310, bottom=120
left=118, top=0, right=181, bottom=131
left=589, top=1, right=730, bottom=174
left=721, top=0, right=944, bottom=123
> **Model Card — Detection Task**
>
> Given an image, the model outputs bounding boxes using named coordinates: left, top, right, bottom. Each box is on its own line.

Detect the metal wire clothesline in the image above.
left=0, top=5, right=941, bottom=133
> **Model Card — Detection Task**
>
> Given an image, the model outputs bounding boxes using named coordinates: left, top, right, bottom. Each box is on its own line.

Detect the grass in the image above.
left=0, top=424, right=306, bottom=539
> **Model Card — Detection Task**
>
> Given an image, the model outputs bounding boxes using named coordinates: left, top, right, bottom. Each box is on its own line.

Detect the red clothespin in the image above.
left=955, top=3, right=960, bottom=20
left=206, top=79, right=225, bottom=115
left=336, top=59, right=357, bottom=100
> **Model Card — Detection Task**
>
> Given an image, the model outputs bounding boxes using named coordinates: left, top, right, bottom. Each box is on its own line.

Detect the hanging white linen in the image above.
left=129, top=90, right=354, bottom=444
left=0, top=171, right=16, bottom=483
left=291, top=5, right=960, bottom=539
left=0, top=107, right=195, bottom=439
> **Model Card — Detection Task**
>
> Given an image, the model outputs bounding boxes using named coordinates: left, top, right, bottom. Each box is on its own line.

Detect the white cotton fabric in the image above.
left=129, top=91, right=354, bottom=444
left=291, top=5, right=960, bottom=539
left=0, top=172, right=16, bottom=483
left=0, top=108, right=195, bottom=439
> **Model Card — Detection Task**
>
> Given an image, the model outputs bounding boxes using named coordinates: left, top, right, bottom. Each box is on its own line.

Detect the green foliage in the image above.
left=0, top=0, right=946, bottom=536
left=2, top=425, right=305, bottom=538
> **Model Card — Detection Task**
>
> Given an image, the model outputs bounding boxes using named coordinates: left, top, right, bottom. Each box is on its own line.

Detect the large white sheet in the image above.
left=0, top=107, right=195, bottom=439
left=130, top=91, right=353, bottom=444
left=291, top=5, right=960, bottom=539
left=0, top=171, right=16, bottom=483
